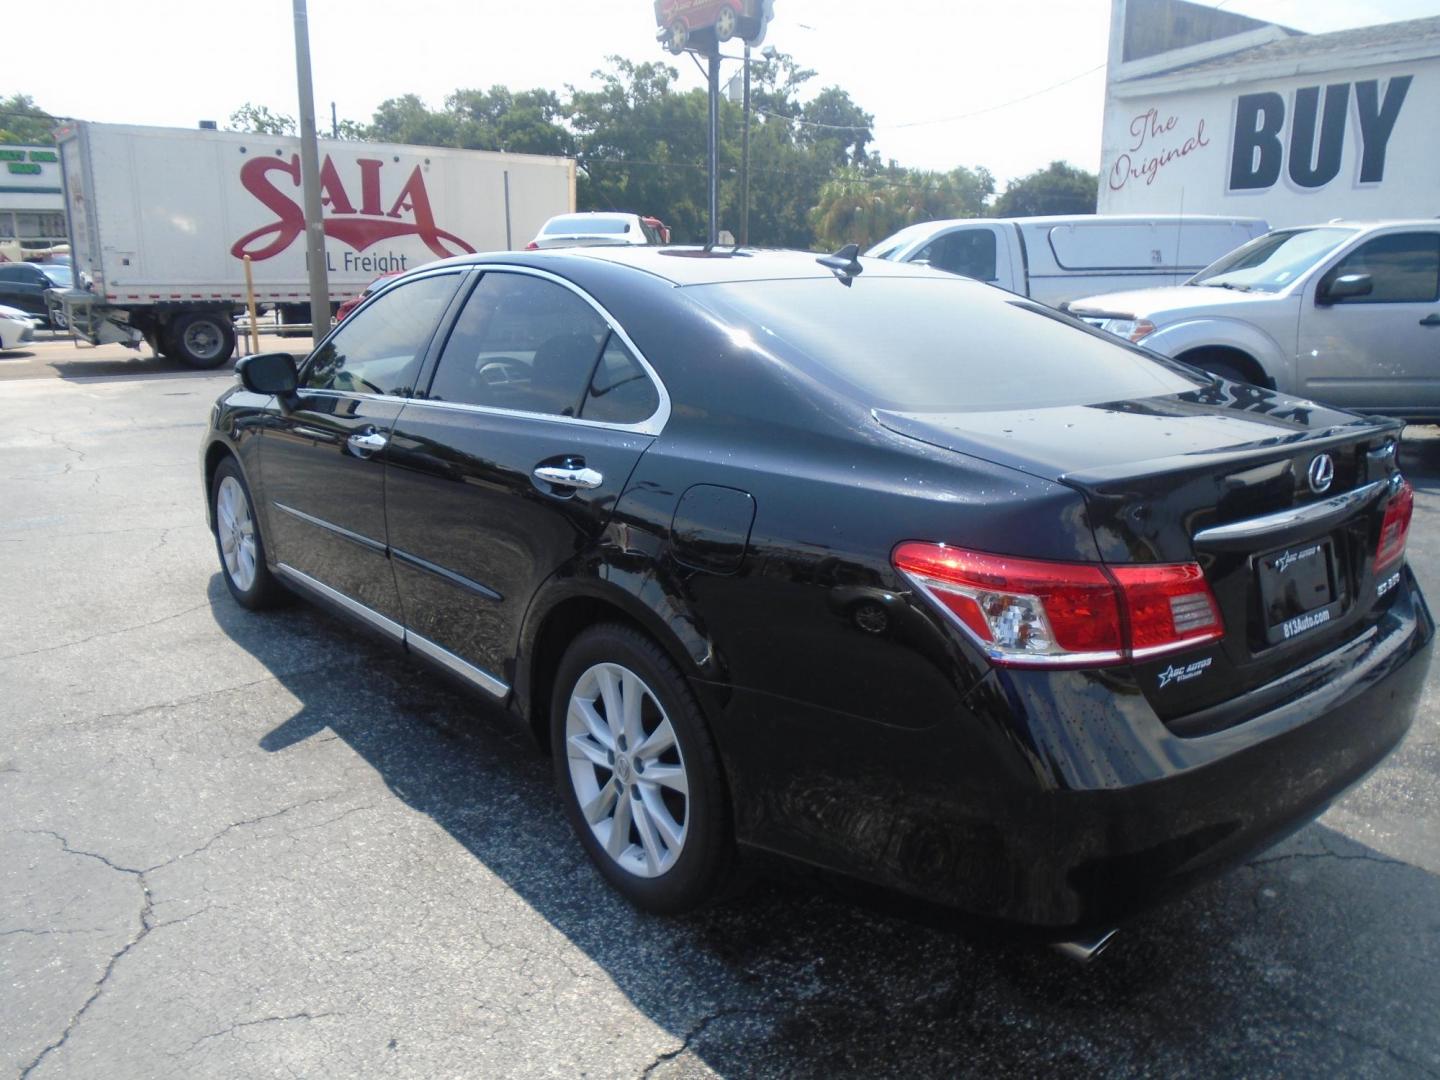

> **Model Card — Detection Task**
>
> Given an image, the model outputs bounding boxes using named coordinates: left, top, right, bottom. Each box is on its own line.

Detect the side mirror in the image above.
left=1319, top=272, right=1374, bottom=305
left=236, top=352, right=299, bottom=396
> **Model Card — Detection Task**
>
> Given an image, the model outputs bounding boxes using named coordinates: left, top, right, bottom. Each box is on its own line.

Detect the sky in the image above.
left=9, top=0, right=1439, bottom=186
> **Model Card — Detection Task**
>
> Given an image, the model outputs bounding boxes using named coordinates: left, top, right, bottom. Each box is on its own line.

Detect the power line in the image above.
left=756, top=63, right=1106, bottom=133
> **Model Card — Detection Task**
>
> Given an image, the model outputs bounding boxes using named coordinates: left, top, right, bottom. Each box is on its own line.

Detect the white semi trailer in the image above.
left=52, top=121, right=576, bottom=367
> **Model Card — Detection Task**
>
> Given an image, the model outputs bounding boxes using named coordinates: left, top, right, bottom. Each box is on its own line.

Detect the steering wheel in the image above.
left=475, top=358, right=528, bottom=387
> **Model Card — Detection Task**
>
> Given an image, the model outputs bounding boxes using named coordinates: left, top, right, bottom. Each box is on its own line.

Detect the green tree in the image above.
left=993, top=160, right=1098, bottom=217
left=0, top=94, right=56, bottom=144
left=810, top=165, right=994, bottom=251
left=227, top=103, right=297, bottom=137
left=368, top=94, right=459, bottom=147
left=447, top=87, right=572, bottom=156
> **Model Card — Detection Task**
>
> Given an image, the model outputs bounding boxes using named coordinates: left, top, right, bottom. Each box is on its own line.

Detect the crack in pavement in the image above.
left=639, top=1008, right=753, bottom=1078
left=0, top=601, right=211, bottom=662
left=1247, top=848, right=1407, bottom=870
left=15, top=803, right=346, bottom=1077
left=178, top=1011, right=343, bottom=1055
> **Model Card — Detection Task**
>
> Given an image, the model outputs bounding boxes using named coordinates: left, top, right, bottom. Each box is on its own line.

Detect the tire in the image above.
left=1184, top=350, right=1257, bottom=386
left=552, top=623, right=731, bottom=913
left=211, top=457, right=286, bottom=610
left=667, top=20, right=689, bottom=53
left=170, top=312, right=236, bottom=369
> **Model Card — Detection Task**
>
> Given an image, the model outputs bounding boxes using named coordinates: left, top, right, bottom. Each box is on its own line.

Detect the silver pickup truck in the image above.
left=1068, top=221, right=1440, bottom=422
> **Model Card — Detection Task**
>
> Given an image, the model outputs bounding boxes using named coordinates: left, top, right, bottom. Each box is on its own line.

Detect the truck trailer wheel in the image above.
left=169, top=312, right=236, bottom=369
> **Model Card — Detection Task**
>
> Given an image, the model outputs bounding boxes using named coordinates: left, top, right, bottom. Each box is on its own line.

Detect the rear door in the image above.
left=261, top=269, right=466, bottom=630
left=1296, top=229, right=1440, bottom=414
left=384, top=268, right=664, bottom=690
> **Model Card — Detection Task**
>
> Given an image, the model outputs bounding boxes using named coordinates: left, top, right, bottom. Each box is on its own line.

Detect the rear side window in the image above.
left=302, top=273, right=460, bottom=396
left=691, top=278, right=1201, bottom=413
left=914, top=229, right=997, bottom=281
left=427, top=272, right=609, bottom=417
left=1328, top=233, right=1440, bottom=304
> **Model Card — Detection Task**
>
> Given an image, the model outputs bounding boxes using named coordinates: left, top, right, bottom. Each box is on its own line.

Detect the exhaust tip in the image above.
left=1050, top=928, right=1119, bottom=964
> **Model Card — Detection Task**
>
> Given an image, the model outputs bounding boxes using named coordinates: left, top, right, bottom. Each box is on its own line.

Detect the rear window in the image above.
left=691, top=277, right=1200, bottom=413
left=545, top=216, right=631, bottom=236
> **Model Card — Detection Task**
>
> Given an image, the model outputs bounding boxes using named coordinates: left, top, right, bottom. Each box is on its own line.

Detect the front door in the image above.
left=262, top=270, right=466, bottom=630
left=1297, top=230, right=1440, bottom=413
left=384, top=269, right=663, bottom=690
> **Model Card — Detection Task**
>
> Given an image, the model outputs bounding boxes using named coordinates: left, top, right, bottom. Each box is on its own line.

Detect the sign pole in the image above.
left=707, top=40, right=721, bottom=247
left=741, top=43, right=751, bottom=247
left=292, top=0, right=331, bottom=349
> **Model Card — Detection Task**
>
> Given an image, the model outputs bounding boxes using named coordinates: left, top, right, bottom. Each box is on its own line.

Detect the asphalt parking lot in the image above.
left=3, top=338, right=1439, bottom=1079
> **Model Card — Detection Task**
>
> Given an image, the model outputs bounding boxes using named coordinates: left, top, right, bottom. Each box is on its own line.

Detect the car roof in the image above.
left=516, top=246, right=945, bottom=287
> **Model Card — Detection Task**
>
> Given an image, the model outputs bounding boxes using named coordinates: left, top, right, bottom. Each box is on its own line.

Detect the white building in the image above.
left=0, top=144, right=67, bottom=253
left=1098, top=0, right=1440, bottom=226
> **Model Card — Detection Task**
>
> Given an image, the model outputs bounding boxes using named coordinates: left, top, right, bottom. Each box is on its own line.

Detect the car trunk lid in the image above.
left=875, top=384, right=1407, bottom=725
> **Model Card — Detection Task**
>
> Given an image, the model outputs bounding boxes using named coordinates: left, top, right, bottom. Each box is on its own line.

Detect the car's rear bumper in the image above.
left=720, top=568, right=1432, bottom=932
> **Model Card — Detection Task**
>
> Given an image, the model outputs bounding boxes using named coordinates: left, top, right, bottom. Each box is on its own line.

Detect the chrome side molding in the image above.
left=273, top=563, right=510, bottom=700
left=406, top=630, right=509, bottom=699
left=275, top=563, right=403, bottom=641
left=1193, top=481, right=1384, bottom=546
left=1051, top=928, right=1118, bottom=964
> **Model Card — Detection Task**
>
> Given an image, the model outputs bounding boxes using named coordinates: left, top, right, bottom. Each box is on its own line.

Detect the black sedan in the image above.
left=201, top=247, right=1431, bottom=947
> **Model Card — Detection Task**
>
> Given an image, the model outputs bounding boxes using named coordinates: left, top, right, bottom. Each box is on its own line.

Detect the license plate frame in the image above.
left=1256, top=538, right=1341, bottom=646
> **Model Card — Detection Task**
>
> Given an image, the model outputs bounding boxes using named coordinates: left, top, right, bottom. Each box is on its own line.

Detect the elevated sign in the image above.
left=656, top=0, right=775, bottom=55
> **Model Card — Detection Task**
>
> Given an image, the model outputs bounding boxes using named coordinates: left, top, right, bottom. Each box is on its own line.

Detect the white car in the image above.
left=527, top=213, right=667, bottom=250
left=1067, top=220, right=1440, bottom=421
left=0, top=304, right=37, bottom=352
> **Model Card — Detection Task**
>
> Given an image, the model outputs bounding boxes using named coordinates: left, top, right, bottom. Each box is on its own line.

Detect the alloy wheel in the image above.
left=216, top=475, right=258, bottom=592
left=565, top=662, right=690, bottom=878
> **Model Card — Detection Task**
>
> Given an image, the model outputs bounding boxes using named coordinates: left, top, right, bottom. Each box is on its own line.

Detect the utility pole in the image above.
left=292, top=0, right=331, bottom=348
left=741, top=43, right=751, bottom=247
left=707, top=40, right=721, bottom=247
left=331, top=101, right=339, bottom=139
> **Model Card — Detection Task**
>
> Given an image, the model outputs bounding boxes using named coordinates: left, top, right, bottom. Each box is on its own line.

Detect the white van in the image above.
left=866, top=215, right=1269, bottom=307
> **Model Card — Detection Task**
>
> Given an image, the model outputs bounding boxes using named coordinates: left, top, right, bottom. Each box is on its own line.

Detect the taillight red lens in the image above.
left=1110, top=563, right=1224, bottom=658
left=525, top=241, right=540, bottom=251
left=1375, top=479, right=1414, bottom=574
left=892, top=543, right=1224, bottom=668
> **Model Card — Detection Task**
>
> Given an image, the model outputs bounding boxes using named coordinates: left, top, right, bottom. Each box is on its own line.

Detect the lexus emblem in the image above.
left=1308, top=453, right=1336, bottom=495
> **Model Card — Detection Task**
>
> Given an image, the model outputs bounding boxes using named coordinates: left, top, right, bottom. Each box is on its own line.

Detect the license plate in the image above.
left=1257, top=539, right=1340, bottom=645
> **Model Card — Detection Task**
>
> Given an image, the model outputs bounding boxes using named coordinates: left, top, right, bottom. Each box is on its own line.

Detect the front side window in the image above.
left=302, top=273, right=461, bottom=396
left=1326, top=233, right=1440, bottom=304
left=914, top=229, right=997, bottom=281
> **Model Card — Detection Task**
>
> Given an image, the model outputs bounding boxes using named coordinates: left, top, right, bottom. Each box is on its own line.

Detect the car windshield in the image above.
left=42, top=265, right=72, bottom=286
left=691, top=277, right=1201, bottom=413
left=1189, top=228, right=1353, bottom=293
left=545, top=216, right=631, bottom=236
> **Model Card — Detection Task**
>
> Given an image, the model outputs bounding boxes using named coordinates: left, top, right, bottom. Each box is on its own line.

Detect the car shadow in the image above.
left=204, top=571, right=1440, bottom=1076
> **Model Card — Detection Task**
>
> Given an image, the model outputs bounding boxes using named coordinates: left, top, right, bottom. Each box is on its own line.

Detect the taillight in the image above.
left=1374, top=478, right=1414, bottom=574
left=525, top=241, right=540, bottom=251
left=892, top=543, right=1223, bottom=668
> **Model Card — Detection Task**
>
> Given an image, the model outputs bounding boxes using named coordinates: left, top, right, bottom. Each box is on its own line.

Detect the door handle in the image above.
left=533, top=464, right=604, bottom=490
left=1420, top=313, right=1440, bottom=327
left=347, top=431, right=388, bottom=457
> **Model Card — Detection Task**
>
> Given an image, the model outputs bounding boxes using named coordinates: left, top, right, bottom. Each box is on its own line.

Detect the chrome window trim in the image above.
left=275, top=563, right=404, bottom=641
left=424, top=263, right=671, bottom=436
left=406, top=630, right=510, bottom=699
left=290, top=264, right=671, bottom=437
left=273, top=502, right=386, bottom=555
left=1192, top=481, right=1384, bottom=546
